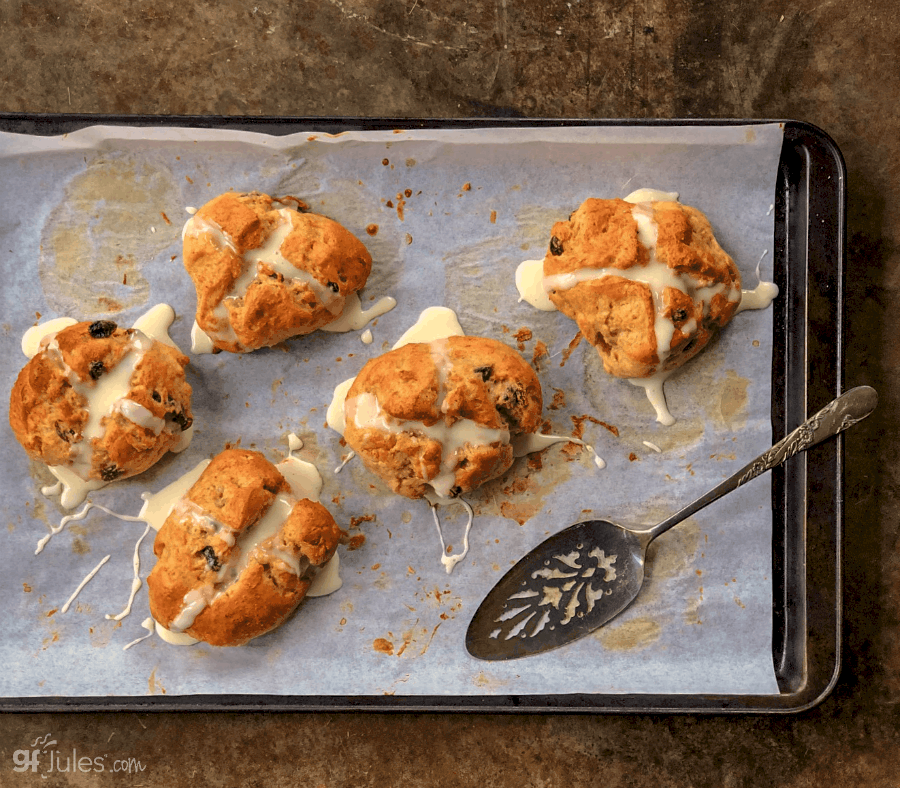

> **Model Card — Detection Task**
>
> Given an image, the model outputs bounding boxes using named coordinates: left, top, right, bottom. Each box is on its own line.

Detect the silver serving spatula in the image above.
left=466, top=386, right=877, bottom=661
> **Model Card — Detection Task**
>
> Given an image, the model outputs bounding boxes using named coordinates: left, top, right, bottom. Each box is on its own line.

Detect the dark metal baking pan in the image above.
left=0, top=116, right=844, bottom=713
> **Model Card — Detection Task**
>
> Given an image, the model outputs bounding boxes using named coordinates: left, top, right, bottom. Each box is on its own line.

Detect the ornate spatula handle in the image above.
left=738, top=385, right=877, bottom=485
left=649, top=386, right=878, bottom=541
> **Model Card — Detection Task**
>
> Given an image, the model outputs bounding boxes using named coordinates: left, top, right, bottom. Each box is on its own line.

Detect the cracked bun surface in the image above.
left=543, top=197, right=742, bottom=379
left=342, top=336, right=542, bottom=500
left=147, top=448, right=345, bottom=647
left=9, top=319, right=193, bottom=483
left=183, top=190, right=373, bottom=353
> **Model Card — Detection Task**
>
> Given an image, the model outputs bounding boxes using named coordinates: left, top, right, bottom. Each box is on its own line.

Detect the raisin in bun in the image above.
left=183, top=191, right=373, bottom=353
left=543, top=196, right=742, bottom=379
left=147, top=448, right=345, bottom=647
left=9, top=319, right=192, bottom=483
left=342, top=336, right=542, bottom=500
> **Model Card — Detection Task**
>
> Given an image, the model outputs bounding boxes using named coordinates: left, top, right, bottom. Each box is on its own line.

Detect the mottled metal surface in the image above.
left=1, top=0, right=899, bottom=784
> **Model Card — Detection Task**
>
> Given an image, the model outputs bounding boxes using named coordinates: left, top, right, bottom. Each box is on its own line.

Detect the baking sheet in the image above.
left=0, top=123, right=783, bottom=698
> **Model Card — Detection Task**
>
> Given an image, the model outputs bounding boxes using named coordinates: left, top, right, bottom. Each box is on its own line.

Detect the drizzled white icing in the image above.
left=307, top=551, right=343, bottom=597
left=512, top=432, right=605, bottom=469
left=430, top=499, right=475, bottom=574
left=36, top=504, right=153, bottom=621
left=184, top=213, right=238, bottom=254
left=106, top=523, right=153, bottom=622
left=623, top=188, right=679, bottom=204
left=627, top=280, right=778, bottom=427
left=40, top=480, right=63, bottom=497
left=515, top=259, right=556, bottom=311
left=132, top=304, right=183, bottom=350
left=391, top=306, right=465, bottom=349
left=334, top=451, right=356, bottom=474
left=21, top=317, right=77, bottom=358
left=168, top=589, right=208, bottom=632
left=66, top=333, right=155, bottom=480
left=109, top=399, right=166, bottom=435
left=326, top=377, right=355, bottom=436
left=153, top=622, right=199, bottom=646
left=321, top=293, right=397, bottom=333
left=44, top=467, right=106, bottom=511
left=737, top=281, right=779, bottom=313
left=138, top=459, right=211, bottom=531
left=123, top=617, right=157, bottom=651
left=60, top=554, right=111, bottom=614
left=35, top=501, right=146, bottom=555
left=325, top=306, right=466, bottom=444
left=190, top=320, right=216, bottom=354
left=629, top=374, right=677, bottom=426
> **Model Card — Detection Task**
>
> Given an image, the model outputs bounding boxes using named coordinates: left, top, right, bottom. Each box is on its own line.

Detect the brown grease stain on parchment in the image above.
left=584, top=516, right=704, bottom=646
left=472, top=671, right=510, bottom=691
left=626, top=502, right=704, bottom=629
left=711, top=369, right=750, bottom=431
left=643, top=514, right=701, bottom=591
left=595, top=616, right=662, bottom=651
left=39, top=156, right=180, bottom=316
left=474, top=448, right=574, bottom=526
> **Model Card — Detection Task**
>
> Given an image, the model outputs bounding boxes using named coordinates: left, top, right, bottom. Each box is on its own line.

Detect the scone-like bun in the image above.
left=147, top=448, right=346, bottom=647
left=9, top=320, right=192, bottom=482
left=343, top=336, right=542, bottom=499
left=183, top=191, right=373, bottom=353
left=543, top=198, right=742, bottom=378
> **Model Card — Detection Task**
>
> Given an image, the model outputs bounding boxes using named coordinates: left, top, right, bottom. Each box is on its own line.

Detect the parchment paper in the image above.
left=0, top=123, right=784, bottom=697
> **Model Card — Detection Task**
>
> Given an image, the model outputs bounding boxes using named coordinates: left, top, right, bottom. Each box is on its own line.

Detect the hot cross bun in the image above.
left=543, top=196, right=742, bottom=379
left=183, top=191, right=373, bottom=353
left=147, top=448, right=345, bottom=646
left=341, top=336, right=542, bottom=500
left=9, top=319, right=192, bottom=483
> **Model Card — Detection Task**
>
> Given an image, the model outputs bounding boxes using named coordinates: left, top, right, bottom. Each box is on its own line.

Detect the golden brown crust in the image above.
left=547, top=198, right=649, bottom=274
left=281, top=498, right=345, bottom=567
left=147, top=448, right=345, bottom=647
left=183, top=191, right=373, bottom=353
left=343, top=336, right=542, bottom=499
left=185, top=449, right=287, bottom=532
left=8, top=320, right=192, bottom=481
left=544, top=198, right=741, bottom=378
left=9, top=350, right=88, bottom=468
